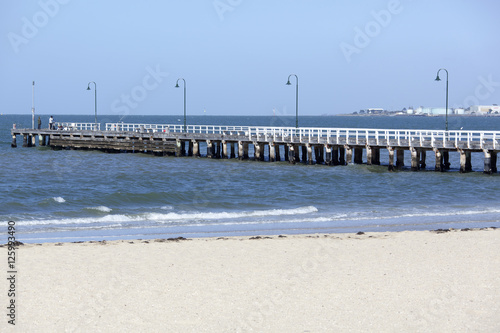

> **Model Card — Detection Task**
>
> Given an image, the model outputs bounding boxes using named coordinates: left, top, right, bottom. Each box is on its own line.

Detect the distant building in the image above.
left=469, top=105, right=500, bottom=114
left=415, top=107, right=453, bottom=115
left=367, top=108, right=384, bottom=114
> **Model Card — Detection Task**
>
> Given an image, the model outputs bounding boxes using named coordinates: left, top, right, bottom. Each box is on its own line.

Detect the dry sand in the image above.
left=1, top=228, right=499, bottom=332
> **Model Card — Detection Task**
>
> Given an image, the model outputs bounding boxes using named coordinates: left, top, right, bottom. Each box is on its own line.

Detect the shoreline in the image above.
left=2, top=228, right=499, bottom=331
left=6, top=225, right=499, bottom=246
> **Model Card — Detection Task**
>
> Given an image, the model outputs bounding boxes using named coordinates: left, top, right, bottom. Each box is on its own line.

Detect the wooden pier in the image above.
left=10, top=122, right=500, bottom=174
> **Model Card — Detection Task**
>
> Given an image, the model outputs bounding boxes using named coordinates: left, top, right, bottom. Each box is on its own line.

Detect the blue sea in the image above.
left=1, top=114, right=500, bottom=244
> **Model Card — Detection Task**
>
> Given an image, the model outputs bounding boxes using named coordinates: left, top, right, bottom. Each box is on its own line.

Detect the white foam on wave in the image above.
left=161, top=205, right=174, bottom=210
left=86, top=206, right=113, bottom=213
left=144, top=206, right=319, bottom=222
left=17, top=214, right=135, bottom=226
left=15, top=206, right=318, bottom=226
left=53, top=197, right=65, bottom=203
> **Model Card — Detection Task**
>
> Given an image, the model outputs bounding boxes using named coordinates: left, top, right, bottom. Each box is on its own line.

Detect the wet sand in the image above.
left=2, top=228, right=499, bottom=332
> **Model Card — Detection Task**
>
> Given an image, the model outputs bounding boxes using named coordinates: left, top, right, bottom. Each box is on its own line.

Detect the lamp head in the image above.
left=286, top=80, right=291, bottom=85
left=175, top=83, right=180, bottom=88
left=86, top=86, right=91, bottom=90
left=435, top=75, right=441, bottom=82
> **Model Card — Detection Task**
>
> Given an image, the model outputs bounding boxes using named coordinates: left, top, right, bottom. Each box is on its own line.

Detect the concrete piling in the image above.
left=238, top=141, right=244, bottom=160
left=307, top=145, right=313, bottom=165
left=434, top=149, right=444, bottom=172
left=345, top=146, right=352, bottom=165
left=11, top=135, right=17, bottom=148
left=410, top=148, right=419, bottom=171
left=192, top=141, right=200, bottom=157
left=366, top=146, right=373, bottom=165
left=254, top=142, right=261, bottom=161
left=269, top=143, right=276, bottom=162
left=325, top=145, right=332, bottom=166
left=206, top=140, right=213, bottom=158
left=484, top=150, right=493, bottom=174
left=175, top=139, right=182, bottom=157
left=459, top=150, right=472, bottom=173
left=388, top=147, right=394, bottom=171
left=288, top=144, right=296, bottom=164
left=222, top=141, right=228, bottom=159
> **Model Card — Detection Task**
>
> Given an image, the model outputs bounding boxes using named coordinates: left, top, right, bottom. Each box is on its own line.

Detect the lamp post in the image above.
left=435, top=68, right=449, bottom=133
left=175, top=78, right=187, bottom=132
left=87, top=81, right=97, bottom=130
left=31, top=81, right=35, bottom=130
left=286, top=74, right=299, bottom=128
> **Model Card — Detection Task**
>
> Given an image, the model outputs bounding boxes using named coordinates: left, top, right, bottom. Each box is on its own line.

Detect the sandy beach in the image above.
left=2, top=228, right=499, bottom=332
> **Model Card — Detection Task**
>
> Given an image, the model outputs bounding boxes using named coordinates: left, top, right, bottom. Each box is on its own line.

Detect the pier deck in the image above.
left=10, top=122, right=500, bottom=173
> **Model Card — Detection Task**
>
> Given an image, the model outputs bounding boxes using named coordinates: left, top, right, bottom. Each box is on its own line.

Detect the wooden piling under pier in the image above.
left=10, top=124, right=500, bottom=174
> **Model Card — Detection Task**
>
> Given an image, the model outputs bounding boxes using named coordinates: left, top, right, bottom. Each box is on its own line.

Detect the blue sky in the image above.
left=1, top=0, right=499, bottom=117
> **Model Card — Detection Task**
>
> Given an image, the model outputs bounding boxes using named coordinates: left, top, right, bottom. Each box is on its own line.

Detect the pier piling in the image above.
left=206, top=140, right=213, bottom=158
left=388, top=147, right=394, bottom=171
left=325, top=146, right=332, bottom=165
left=192, top=141, right=200, bottom=157
left=484, top=150, right=493, bottom=174
left=410, top=148, right=419, bottom=171
left=307, top=145, right=313, bottom=165
left=434, top=149, right=444, bottom=172
left=345, top=146, right=352, bottom=165
left=269, top=143, right=276, bottom=162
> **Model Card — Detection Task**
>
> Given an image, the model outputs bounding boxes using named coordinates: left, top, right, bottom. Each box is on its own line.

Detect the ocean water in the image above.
left=1, top=114, right=500, bottom=243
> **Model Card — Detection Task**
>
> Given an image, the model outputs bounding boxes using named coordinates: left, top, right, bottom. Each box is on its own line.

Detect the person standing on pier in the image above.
left=49, top=116, right=54, bottom=130
left=37, top=116, right=41, bottom=129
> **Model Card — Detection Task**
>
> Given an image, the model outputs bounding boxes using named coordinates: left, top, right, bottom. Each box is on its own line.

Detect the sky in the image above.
left=1, top=0, right=499, bottom=117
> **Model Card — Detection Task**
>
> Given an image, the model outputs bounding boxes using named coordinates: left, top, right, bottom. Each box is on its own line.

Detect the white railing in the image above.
left=103, top=123, right=500, bottom=150
left=54, top=122, right=100, bottom=131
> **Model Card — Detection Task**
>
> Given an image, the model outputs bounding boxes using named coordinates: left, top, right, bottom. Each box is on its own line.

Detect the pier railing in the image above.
left=55, top=122, right=100, bottom=131
left=103, top=123, right=499, bottom=150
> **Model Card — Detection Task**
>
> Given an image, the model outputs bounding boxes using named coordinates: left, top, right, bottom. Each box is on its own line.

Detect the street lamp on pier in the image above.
left=435, top=69, right=449, bottom=133
left=286, top=74, right=299, bottom=129
left=175, top=78, right=187, bottom=132
left=87, top=81, right=97, bottom=130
